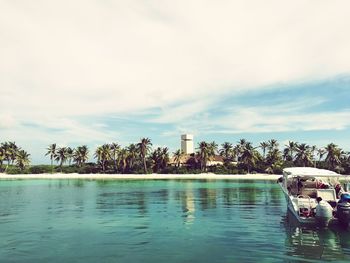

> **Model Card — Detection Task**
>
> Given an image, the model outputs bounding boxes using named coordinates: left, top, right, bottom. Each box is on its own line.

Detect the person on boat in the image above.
left=335, top=183, right=344, bottom=199
left=316, top=179, right=330, bottom=189
left=316, top=197, right=333, bottom=209
left=297, top=177, right=303, bottom=195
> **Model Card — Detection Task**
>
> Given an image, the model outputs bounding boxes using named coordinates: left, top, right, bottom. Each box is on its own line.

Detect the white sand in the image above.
left=0, top=173, right=280, bottom=180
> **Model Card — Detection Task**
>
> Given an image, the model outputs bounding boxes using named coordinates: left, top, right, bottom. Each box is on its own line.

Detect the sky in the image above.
left=1, top=0, right=350, bottom=164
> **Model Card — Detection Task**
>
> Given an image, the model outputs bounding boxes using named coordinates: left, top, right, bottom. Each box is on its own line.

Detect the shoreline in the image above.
left=0, top=173, right=281, bottom=180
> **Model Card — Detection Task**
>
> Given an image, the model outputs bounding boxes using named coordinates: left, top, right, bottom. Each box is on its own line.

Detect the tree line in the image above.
left=0, top=138, right=349, bottom=174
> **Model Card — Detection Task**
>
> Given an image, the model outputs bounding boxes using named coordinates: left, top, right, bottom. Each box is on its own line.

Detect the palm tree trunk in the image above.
left=143, top=157, right=147, bottom=174
left=122, top=160, right=126, bottom=173
left=102, top=160, right=105, bottom=173
left=5, top=160, right=9, bottom=172
left=114, top=159, right=117, bottom=172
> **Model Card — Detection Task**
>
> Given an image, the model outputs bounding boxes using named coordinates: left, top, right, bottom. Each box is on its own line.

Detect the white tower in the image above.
left=181, top=134, right=194, bottom=154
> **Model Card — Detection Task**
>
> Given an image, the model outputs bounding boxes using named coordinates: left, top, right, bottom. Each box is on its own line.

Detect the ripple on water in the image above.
left=0, top=179, right=350, bottom=263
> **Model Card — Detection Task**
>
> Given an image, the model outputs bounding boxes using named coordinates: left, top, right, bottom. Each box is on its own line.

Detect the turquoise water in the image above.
left=0, top=179, right=350, bottom=262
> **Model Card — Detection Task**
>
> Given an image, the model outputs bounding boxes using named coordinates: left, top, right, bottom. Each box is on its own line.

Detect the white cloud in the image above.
left=1, top=0, right=350, bottom=156
left=209, top=107, right=350, bottom=134
left=1, top=0, right=350, bottom=118
left=150, top=97, right=218, bottom=123
left=0, top=113, right=17, bottom=128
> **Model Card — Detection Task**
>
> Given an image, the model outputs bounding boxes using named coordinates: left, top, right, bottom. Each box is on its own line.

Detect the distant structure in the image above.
left=181, top=134, right=194, bottom=154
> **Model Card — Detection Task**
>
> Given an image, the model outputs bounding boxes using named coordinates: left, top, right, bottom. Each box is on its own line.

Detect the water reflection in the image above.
left=175, top=185, right=196, bottom=224
left=198, top=188, right=217, bottom=210
left=283, top=210, right=350, bottom=261
left=96, top=191, right=148, bottom=215
left=2, top=179, right=350, bottom=263
left=222, top=187, right=238, bottom=206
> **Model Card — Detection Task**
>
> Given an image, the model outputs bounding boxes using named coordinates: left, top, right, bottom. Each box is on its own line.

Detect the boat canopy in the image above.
left=283, top=167, right=339, bottom=178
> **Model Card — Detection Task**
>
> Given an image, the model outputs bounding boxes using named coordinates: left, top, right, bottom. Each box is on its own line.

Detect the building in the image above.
left=169, top=134, right=226, bottom=167
left=181, top=134, right=194, bottom=154
left=206, top=155, right=225, bottom=166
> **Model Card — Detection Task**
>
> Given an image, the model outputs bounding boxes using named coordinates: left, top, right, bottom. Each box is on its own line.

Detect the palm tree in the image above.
left=151, top=147, right=162, bottom=173
left=0, top=147, right=4, bottom=170
left=1, top=142, right=11, bottom=171
left=110, top=143, right=120, bottom=172
left=233, top=144, right=240, bottom=162
left=66, top=147, right=74, bottom=166
left=259, top=142, right=269, bottom=159
left=126, top=143, right=138, bottom=171
left=284, top=141, right=297, bottom=161
left=267, top=139, right=279, bottom=151
left=265, top=148, right=282, bottom=173
left=73, top=145, right=89, bottom=167
left=16, top=150, right=30, bottom=171
left=157, top=147, right=169, bottom=169
left=238, top=139, right=247, bottom=149
left=8, top=142, right=19, bottom=165
left=236, top=139, right=247, bottom=162
left=294, top=143, right=313, bottom=167
left=45, top=143, right=57, bottom=168
left=118, top=148, right=128, bottom=173
left=173, top=149, right=185, bottom=168
left=209, top=141, right=218, bottom=156
left=55, top=147, right=69, bottom=172
left=94, top=144, right=111, bottom=172
left=283, top=148, right=290, bottom=162
left=160, top=147, right=169, bottom=170
left=197, top=141, right=215, bottom=171
left=137, top=138, right=152, bottom=174
left=325, top=143, right=342, bottom=171
left=240, top=142, right=258, bottom=173
left=220, top=142, right=233, bottom=163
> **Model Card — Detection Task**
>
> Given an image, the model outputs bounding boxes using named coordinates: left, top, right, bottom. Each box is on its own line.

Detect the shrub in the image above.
left=208, top=165, right=230, bottom=174
left=29, top=165, right=52, bottom=174
left=160, top=166, right=178, bottom=174
left=77, top=164, right=100, bottom=174
left=6, top=166, right=24, bottom=174
left=60, top=166, right=80, bottom=173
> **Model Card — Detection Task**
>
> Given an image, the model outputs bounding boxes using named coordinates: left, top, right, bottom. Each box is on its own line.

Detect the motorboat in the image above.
left=278, top=167, right=350, bottom=227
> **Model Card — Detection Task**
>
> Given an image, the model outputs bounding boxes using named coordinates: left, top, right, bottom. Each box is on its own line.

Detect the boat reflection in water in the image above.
left=283, top=210, right=350, bottom=261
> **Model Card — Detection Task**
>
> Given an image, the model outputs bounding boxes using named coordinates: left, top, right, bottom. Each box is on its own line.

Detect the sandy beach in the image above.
left=0, top=173, right=281, bottom=180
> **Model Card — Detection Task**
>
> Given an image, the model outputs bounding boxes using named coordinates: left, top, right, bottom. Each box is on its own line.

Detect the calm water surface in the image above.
left=1, top=179, right=350, bottom=262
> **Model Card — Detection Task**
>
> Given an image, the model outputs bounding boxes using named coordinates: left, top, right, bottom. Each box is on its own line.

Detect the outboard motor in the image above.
left=315, top=200, right=333, bottom=227
left=336, top=193, right=350, bottom=227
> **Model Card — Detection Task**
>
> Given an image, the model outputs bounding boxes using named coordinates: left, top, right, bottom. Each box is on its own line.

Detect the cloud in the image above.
left=1, top=0, right=350, bottom=162
left=0, top=113, right=17, bottom=129
left=206, top=106, right=350, bottom=134
left=150, top=98, right=218, bottom=123
left=153, top=95, right=350, bottom=136
left=1, top=0, right=350, bottom=120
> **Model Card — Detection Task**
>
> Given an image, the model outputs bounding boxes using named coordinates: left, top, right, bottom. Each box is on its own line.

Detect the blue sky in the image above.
left=1, top=1, right=350, bottom=164
left=5, top=75, right=350, bottom=164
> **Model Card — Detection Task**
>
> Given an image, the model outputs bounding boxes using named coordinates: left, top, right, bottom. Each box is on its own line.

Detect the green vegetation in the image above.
left=0, top=139, right=349, bottom=175
left=0, top=142, right=30, bottom=172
